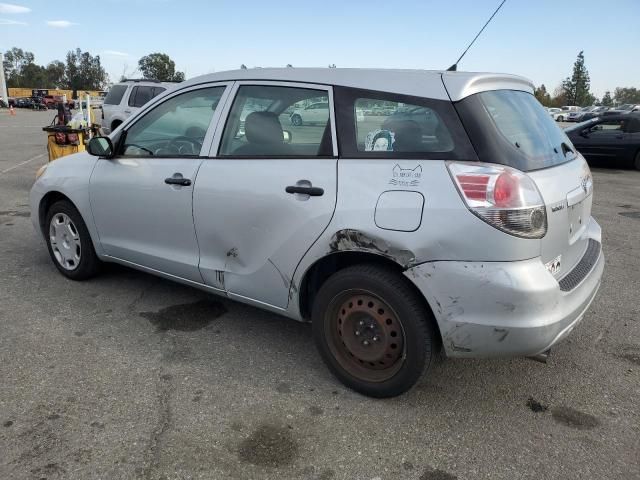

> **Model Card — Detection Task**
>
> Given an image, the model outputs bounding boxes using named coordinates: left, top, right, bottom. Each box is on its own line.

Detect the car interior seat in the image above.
left=233, top=111, right=288, bottom=155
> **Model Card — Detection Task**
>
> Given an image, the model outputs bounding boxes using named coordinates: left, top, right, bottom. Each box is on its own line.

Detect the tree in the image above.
left=613, top=87, right=640, bottom=105
left=601, top=91, right=613, bottom=107
left=64, top=48, right=108, bottom=94
left=534, top=84, right=551, bottom=106
left=561, top=51, right=595, bottom=106
left=19, top=63, right=47, bottom=87
left=138, top=53, right=185, bottom=82
left=3, top=47, right=35, bottom=87
left=45, top=60, right=65, bottom=88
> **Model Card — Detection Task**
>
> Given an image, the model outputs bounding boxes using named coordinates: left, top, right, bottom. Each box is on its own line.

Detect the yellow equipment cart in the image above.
left=43, top=126, right=89, bottom=162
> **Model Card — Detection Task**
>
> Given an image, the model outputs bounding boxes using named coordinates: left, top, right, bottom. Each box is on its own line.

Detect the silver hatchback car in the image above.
left=30, top=68, right=604, bottom=397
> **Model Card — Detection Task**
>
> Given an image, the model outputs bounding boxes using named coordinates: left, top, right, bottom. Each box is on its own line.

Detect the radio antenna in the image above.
left=447, top=0, right=507, bottom=72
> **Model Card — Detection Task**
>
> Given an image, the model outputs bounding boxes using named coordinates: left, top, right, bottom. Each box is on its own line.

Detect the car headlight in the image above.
left=35, top=164, right=48, bottom=179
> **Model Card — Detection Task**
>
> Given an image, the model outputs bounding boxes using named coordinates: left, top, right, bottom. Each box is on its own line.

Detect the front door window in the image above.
left=120, top=87, right=225, bottom=157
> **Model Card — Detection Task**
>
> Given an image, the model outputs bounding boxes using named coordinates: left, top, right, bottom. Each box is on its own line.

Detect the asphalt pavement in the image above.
left=0, top=109, right=638, bottom=480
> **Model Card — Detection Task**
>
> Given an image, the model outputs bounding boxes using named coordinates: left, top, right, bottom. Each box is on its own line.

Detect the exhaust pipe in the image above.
left=528, top=349, right=551, bottom=364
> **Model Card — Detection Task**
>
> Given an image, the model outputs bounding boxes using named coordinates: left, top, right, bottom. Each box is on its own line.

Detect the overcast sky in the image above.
left=1, top=0, right=638, bottom=97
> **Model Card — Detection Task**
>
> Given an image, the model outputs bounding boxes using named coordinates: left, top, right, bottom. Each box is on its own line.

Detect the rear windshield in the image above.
left=456, top=90, right=577, bottom=171
left=104, top=85, right=128, bottom=105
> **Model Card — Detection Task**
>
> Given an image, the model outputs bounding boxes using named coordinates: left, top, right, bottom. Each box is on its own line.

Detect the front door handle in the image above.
left=165, top=177, right=192, bottom=186
left=285, top=185, right=324, bottom=196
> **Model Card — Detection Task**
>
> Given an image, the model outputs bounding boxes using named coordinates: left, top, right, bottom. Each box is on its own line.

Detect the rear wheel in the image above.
left=634, top=151, right=640, bottom=171
left=312, top=264, right=436, bottom=397
left=557, top=115, right=564, bottom=122
left=291, top=114, right=302, bottom=126
left=111, top=120, right=122, bottom=132
left=45, top=200, right=101, bottom=280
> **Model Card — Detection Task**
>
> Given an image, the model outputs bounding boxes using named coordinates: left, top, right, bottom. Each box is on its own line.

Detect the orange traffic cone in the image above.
left=9, top=105, right=16, bottom=116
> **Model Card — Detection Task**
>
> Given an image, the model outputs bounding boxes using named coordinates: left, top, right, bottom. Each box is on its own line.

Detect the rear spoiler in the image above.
left=441, top=72, right=534, bottom=102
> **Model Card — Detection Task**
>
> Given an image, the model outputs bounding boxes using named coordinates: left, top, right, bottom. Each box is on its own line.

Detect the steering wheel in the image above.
left=167, top=136, right=203, bottom=155
left=124, top=143, right=154, bottom=155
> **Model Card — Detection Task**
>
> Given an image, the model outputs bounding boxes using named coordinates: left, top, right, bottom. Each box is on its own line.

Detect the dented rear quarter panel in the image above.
left=288, top=158, right=542, bottom=317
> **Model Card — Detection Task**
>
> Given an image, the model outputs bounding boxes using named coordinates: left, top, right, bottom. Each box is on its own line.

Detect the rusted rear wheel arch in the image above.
left=298, top=251, right=442, bottom=349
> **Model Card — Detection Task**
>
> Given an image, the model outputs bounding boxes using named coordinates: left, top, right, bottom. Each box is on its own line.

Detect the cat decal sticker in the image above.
left=389, top=164, right=422, bottom=187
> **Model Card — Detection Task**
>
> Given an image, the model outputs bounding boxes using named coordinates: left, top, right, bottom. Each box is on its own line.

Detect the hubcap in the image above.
left=327, top=292, right=405, bottom=382
left=49, top=213, right=81, bottom=270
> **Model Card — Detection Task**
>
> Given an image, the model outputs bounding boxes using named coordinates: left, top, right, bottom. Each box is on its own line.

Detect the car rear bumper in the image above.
left=404, top=221, right=604, bottom=358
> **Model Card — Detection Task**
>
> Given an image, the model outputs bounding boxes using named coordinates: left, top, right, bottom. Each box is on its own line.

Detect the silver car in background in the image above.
left=30, top=68, right=604, bottom=397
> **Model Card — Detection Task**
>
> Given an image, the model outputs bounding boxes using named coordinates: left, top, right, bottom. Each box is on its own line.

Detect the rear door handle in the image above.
left=165, top=177, right=192, bottom=186
left=285, top=185, right=324, bottom=196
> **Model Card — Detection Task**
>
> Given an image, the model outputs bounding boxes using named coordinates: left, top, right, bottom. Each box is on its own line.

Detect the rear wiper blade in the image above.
left=561, top=142, right=574, bottom=157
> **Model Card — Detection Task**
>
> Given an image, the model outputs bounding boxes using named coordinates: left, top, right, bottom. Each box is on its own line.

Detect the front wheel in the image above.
left=291, top=114, right=302, bottom=126
left=634, top=151, right=640, bottom=171
left=312, top=264, right=437, bottom=397
left=45, top=200, right=101, bottom=280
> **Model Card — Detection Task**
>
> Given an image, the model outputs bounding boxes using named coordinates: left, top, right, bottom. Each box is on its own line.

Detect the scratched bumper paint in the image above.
left=404, top=245, right=605, bottom=358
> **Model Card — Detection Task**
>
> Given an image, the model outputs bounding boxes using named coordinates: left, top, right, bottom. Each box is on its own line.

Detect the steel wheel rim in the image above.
left=325, top=290, right=405, bottom=383
left=49, top=213, right=81, bottom=271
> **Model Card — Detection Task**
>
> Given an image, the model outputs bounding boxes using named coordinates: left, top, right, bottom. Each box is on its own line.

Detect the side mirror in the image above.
left=87, top=136, right=114, bottom=158
left=282, top=130, right=292, bottom=144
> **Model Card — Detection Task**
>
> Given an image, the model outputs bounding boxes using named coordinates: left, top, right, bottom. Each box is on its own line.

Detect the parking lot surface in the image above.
left=1, top=110, right=639, bottom=480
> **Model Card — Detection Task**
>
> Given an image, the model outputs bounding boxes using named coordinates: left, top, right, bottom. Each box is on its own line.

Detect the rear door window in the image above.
left=104, top=85, right=127, bottom=105
left=129, top=86, right=154, bottom=108
left=219, top=84, right=334, bottom=157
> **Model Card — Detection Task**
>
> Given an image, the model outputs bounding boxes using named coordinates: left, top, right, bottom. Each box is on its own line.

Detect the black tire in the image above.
left=45, top=200, right=101, bottom=280
left=634, top=151, right=640, bottom=171
left=291, top=114, right=302, bottom=127
left=111, top=120, right=122, bottom=132
left=557, top=115, right=564, bottom=122
left=312, top=264, right=437, bottom=398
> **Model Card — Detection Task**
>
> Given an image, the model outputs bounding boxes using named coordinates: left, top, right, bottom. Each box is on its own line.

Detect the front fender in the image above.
left=29, top=152, right=104, bottom=256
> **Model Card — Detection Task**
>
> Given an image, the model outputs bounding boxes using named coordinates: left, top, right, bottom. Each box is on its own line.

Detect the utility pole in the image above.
left=0, top=52, right=8, bottom=104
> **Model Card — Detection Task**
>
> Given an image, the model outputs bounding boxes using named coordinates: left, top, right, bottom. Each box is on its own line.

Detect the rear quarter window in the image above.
left=334, top=87, right=476, bottom=160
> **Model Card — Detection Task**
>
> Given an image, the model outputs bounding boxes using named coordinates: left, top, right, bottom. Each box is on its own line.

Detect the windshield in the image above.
left=456, top=90, right=578, bottom=172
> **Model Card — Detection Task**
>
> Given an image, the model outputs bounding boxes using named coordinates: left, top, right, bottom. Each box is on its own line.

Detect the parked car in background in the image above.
left=548, top=108, right=567, bottom=122
left=568, top=106, right=596, bottom=122
left=101, top=79, right=177, bottom=134
left=31, top=68, right=604, bottom=397
left=577, top=106, right=609, bottom=122
left=547, top=107, right=561, bottom=116
left=15, top=97, right=34, bottom=108
left=602, top=104, right=640, bottom=117
left=290, top=101, right=330, bottom=126
left=32, top=97, right=48, bottom=110
left=564, top=113, right=640, bottom=169
left=42, top=95, right=65, bottom=109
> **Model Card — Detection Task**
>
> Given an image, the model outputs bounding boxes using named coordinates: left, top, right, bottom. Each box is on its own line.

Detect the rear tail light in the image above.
left=447, top=162, right=547, bottom=239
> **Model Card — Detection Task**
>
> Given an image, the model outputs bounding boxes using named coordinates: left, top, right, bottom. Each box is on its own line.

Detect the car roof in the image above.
left=178, top=68, right=534, bottom=101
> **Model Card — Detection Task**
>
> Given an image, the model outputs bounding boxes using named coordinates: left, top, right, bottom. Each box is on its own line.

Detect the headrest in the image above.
left=245, top=111, right=283, bottom=144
